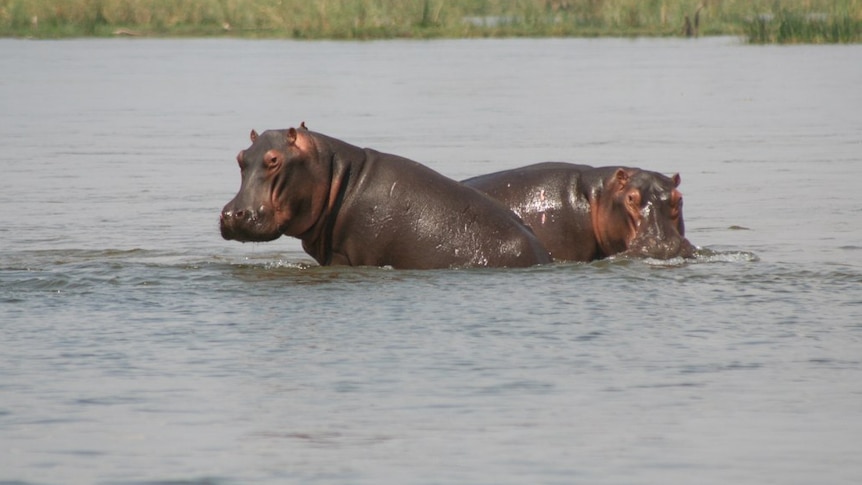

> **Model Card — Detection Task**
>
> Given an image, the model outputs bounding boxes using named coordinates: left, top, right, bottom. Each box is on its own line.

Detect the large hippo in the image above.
left=462, top=162, right=696, bottom=262
left=220, top=126, right=551, bottom=269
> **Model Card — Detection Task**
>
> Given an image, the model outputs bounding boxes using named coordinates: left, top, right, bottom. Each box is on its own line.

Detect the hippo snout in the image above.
left=219, top=207, right=250, bottom=241
left=221, top=208, right=243, bottom=223
left=657, top=236, right=696, bottom=259
left=219, top=203, right=282, bottom=242
left=676, top=237, right=697, bottom=259
left=626, top=233, right=696, bottom=260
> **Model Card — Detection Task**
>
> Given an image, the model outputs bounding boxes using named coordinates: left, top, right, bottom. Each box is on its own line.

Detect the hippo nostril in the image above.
left=234, top=209, right=246, bottom=219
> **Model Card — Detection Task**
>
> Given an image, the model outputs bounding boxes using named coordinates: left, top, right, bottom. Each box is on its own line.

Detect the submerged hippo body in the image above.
left=220, top=127, right=551, bottom=269
left=462, top=162, right=696, bottom=262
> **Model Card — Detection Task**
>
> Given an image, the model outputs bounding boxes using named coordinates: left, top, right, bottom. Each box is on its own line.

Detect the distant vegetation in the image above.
left=1, top=0, right=860, bottom=43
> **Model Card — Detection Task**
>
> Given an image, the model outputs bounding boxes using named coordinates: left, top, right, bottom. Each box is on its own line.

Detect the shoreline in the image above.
left=2, top=0, right=860, bottom=44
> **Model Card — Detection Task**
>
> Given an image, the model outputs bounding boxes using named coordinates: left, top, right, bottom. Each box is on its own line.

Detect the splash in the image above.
left=609, top=247, right=759, bottom=266
left=691, top=247, right=760, bottom=264
left=262, top=259, right=315, bottom=270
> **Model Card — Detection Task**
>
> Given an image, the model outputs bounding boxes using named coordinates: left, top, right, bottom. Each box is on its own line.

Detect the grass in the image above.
left=744, top=4, right=862, bottom=43
left=1, top=0, right=860, bottom=43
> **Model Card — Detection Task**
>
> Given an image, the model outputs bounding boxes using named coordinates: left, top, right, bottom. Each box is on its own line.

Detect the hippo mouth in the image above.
left=619, top=195, right=696, bottom=260
left=623, top=232, right=696, bottom=259
left=219, top=208, right=283, bottom=242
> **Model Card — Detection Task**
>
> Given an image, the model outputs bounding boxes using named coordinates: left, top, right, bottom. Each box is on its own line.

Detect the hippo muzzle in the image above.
left=623, top=200, right=696, bottom=259
left=220, top=200, right=282, bottom=242
left=625, top=231, right=696, bottom=259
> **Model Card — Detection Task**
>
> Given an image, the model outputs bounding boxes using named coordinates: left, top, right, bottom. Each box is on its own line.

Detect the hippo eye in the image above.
left=627, top=191, right=641, bottom=207
left=236, top=151, right=246, bottom=170
left=263, top=149, right=281, bottom=169
left=264, top=155, right=280, bottom=170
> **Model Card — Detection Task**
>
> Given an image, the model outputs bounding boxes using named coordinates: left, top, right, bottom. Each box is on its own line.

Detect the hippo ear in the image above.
left=672, top=173, right=681, bottom=187
left=299, top=121, right=308, bottom=130
left=613, top=168, right=629, bottom=188
left=287, top=127, right=298, bottom=146
left=250, top=129, right=258, bottom=143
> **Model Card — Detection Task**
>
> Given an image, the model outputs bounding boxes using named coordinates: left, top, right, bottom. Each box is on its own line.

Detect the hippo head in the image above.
left=220, top=125, right=330, bottom=242
left=592, top=168, right=696, bottom=259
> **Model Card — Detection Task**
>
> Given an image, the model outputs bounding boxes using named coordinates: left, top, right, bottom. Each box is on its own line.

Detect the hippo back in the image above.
left=463, top=162, right=600, bottom=262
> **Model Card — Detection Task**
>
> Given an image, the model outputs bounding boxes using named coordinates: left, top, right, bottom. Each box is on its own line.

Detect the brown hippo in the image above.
left=220, top=126, right=551, bottom=269
left=462, top=162, right=696, bottom=262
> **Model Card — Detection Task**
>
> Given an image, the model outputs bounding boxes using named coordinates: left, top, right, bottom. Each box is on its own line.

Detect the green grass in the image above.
left=1, top=0, right=860, bottom=43
left=744, top=5, right=862, bottom=43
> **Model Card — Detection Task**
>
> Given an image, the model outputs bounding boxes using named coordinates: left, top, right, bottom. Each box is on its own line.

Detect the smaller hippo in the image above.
left=462, top=162, right=696, bottom=262
left=220, top=126, right=551, bottom=269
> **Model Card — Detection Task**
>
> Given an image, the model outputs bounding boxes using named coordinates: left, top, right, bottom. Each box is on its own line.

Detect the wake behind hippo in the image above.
left=462, top=162, right=696, bottom=262
left=220, top=126, right=551, bottom=269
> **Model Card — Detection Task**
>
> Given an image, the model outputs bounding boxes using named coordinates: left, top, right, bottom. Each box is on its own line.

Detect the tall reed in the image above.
left=744, top=4, right=862, bottom=43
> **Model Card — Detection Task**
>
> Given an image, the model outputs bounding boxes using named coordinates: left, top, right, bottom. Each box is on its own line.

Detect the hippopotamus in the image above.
left=220, top=126, right=551, bottom=269
left=462, top=162, right=696, bottom=262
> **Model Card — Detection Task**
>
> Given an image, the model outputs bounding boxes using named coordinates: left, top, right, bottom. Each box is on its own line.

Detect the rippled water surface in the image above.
left=2, top=37, right=861, bottom=485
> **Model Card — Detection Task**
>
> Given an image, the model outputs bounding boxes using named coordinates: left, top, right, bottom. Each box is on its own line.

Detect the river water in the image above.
left=1, top=37, right=861, bottom=485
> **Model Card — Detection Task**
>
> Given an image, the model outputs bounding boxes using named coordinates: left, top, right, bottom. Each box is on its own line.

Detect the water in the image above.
left=1, top=37, right=861, bottom=485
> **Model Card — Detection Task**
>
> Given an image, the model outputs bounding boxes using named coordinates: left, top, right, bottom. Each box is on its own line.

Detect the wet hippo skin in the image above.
left=221, top=126, right=551, bottom=269
left=463, top=162, right=696, bottom=262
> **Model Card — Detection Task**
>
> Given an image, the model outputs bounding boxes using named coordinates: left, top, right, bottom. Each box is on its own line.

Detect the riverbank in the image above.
left=2, top=0, right=861, bottom=43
